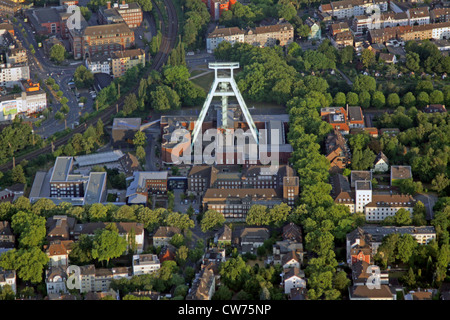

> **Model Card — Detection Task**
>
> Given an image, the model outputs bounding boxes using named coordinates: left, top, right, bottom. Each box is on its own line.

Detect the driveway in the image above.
left=415, top=193, right=438, bottom=221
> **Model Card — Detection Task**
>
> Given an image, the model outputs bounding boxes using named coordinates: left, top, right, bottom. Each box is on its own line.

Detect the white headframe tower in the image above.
left=190, top=62, right=259, bottom=147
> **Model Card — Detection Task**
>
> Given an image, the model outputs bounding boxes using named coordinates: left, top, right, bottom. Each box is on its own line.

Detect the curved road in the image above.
left=0, top=0, right=178, bottom=172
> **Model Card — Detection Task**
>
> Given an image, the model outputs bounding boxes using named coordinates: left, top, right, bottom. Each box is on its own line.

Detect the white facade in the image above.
left=132, top=254, right=161, bottom=276
left=46, top=268, right=68, bottom=295
left=85, top=58, right=111, bottom=75
left=432, top=25, right=450, bottom=40
left=283, top=258, right=300, bottom=270
left=0, top=91, right=47, bottom=121
left=284, top=274, right=306, bottom=294
left=0, top=64, right=30, bottom=87
left=0, top=270, right=16, bottom=294
left=355, top=181, right=372, bottom=213
left=206, top=33, right=245, bottom=53
left=365, top=205, right=414, bottom=221
left=374, top=158, right=388, bottom=173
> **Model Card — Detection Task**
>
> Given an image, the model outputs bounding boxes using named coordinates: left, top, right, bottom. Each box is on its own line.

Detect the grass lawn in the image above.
left=191, top=72, right=215, bottom=92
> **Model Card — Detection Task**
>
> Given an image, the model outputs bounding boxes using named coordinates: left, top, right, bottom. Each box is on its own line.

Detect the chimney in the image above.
left=107, top=1, right=111, bottom=8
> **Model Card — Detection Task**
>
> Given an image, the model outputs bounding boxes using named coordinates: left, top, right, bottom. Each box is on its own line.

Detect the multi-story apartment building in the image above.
left=364, top=194, right=416, bottom=221
left=85, top=55, right=111, bottom=74
left=99, top=1, right=143, bottom=28
left=0, top=89, right=47, bottom=121
left=369, top=21, right=450, bottom=43
left=110, top=48, right=145, bottom=78
left=206, top=22, right=294, bottom=53
left=0, top=0, right=20, bottom=15
left=206, top=27, right=245, bottom=53
left=0, top=64, right=30, bottom=88
left=245, top=23, right=294, bottom=48
left=352, top=12, right=409, bottom=34
left=69, top=23, right=135, bottom=60
left=76, top=265, right=131, bottom=293
left=202, top=188, right=289, bottom=221
left=6, top=46, right=27, bottom=66
left=132, top=254, right=161, bottom=276
left=407, top=7, right=430, bottom=26
left=327, top=0, right=387, bottom=20
left=430, top=7, right=450, bottom=23
left=346, top=225, right=437, bottom=265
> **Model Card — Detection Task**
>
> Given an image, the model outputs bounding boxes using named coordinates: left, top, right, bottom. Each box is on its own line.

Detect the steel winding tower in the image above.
left=190, top=62, right=259, bottom=148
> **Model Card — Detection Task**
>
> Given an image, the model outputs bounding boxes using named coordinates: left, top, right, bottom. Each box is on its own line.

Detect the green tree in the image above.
left=394, top=208, right=413, bottom=226
left=387, top=93, right=400, bottom=108
left=347, top=91, right=360, bottom=106
left=333, top=92, right=346, bottom=106
left=74, top=65, right=94, bottom=88
left=353, top=75, right=376, bottom=93
left=136, top=146, right=146, bottom=161
left=133, top=131, right=146, bottom=147
left=429, top=90, right=444, bottom=104
left=11, top=211, right=46, bottom=248
left=200, top=210, right=226, bottom=232
left=416, top=91, right=429, bottom=108
left=361, top=49, right=375, bottom=68
left=402, top=92, right=416, bottom=108
left=358, top=91, right=370, bottom=108
left=11, top=165, right=26, bottom=184
left=50, top=44, right=66, bottom=63
left=91, top=224, right=128, bottom=266
left=88, top=203, right=108, bottom=222
left=245, top=205, right=269, bottom=226
left=371, top=91, right=385, bottom=109
left=406, top=52, right=420, bottom=72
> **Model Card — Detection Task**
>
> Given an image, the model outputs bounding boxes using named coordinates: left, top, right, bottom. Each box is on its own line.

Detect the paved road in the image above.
left=415, top=193, right=438, bottom=221
left=336, top=67, right=353, bottom=85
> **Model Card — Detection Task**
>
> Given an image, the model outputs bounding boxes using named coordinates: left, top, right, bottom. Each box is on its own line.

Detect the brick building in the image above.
left=99, top=1, right=143, bottom=28
left=69, top=23, right=135, bottom=60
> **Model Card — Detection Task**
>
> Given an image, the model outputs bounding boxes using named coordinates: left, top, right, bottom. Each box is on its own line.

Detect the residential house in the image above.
left=330, top=22, right=350, bottom=36
left=72, top=222, right=144, bottom=253
left=46, top=266, right=68, bottom=295
left=283, top=267, right=306, bottom=294
left=132, top=254, right=161, bottom=276
left=186, top=266, right=216, bottom=300
left=44, top=240, right=74, bottom=267
left=46, top=215, right=76, bottom=241
left=423, top=104, right=447, bottom=113
left=351, top=260, right=389, bottom=286
left=0, top=269, right=16, bottom=293
left=349, top=285, right=395, bottom=300
left=282, top=250, right=301, bottom=269
left=236, top=227, right=270, bottom=254
left=379, top=52, right=397, bottom=64
left=305, top=17, right=321, bottom=40
left=325, top=129, right=352, bottom=173
left=346, top=226, right=437, bottom=265
left=214, top=224, right=232, bottom=248
left=0, top=221, right=15, bottom=256
left=373, top=151, right=389, bottom=173
left=153, top=226, right=180, bottom=248
left=332, top=30, right=354, bottom=49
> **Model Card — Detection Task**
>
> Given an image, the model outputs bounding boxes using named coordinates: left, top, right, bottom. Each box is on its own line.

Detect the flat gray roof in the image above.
left=50, top=157, right=73, bottom=182
left=29, top=171, right=47, bottom=199
left=84, top=172, right=107, bottom=205
left=112, top=118, right=142, bottom=130
left=74, top=150, right=124, bottom=167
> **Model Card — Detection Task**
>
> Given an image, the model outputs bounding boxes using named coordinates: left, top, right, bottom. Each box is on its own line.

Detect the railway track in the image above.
left=0, top=0, right=178, bottom=172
